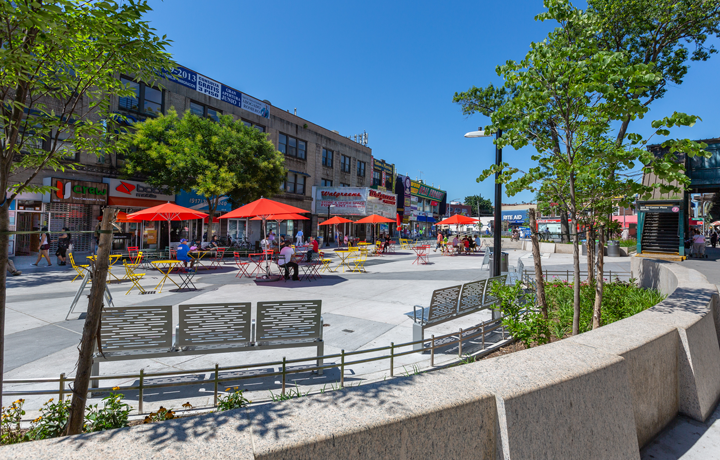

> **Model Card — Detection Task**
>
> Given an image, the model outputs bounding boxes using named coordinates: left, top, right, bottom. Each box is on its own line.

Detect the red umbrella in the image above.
left=219, top=198, right=307, bottom=219
left=127, top=203, right=208, bottom=253
left=355, top=214, right=395, bottom=224
left=318, top=216, right=353, bottom=226
left=219, top=198, right=308, bottom=280
left=96, top=211, right=141, bottom=223
left=437, top=214, right=478, bottom=225
left=251, top=213, right=309, bottom=221
left=396, top=213, right=402, bottom=232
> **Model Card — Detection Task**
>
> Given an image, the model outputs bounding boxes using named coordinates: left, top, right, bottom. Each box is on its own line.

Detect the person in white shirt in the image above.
left=692, top=229, right=706, bottom=257
left=278, top=241, right=299, bottom=280
left=296, top=229, right=304, bottom=246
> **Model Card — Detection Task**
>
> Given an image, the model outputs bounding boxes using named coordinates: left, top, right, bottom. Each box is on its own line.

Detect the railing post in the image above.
left=59, top=373, right=65, bottom=402
left=213, top=364, right=219, bottom=407
left=430, top=335, right=435, bottom=367
left=482, top=323, right=486, bottom=349
left=281, top=357, right=286, bottom=397
left=340, top=350, right=345, bottom=388
left=458, top=328, right=463, bottom=358
left=390, top=342, right=394, bottom=377
left=138, top=369, right=144, bottom=414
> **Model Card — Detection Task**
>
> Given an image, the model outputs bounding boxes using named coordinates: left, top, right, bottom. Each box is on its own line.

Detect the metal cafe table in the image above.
left=332, top=249, right=352, bottom=273
left=151, top=260, right=181, bottom=293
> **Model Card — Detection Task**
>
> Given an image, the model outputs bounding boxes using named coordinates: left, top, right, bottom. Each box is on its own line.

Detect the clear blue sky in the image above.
left=144, top=0, right=720, bottom=204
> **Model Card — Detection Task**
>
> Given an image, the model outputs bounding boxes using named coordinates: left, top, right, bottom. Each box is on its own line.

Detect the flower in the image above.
left=225, top=387, right=231, bottom=392
left=234, top=386, right=239, bottom=390
left=112, top=386, right=120, bottom=391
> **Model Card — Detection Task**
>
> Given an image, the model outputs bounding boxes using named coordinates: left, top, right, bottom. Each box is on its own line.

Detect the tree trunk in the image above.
left=66, top=208, right=117, bottom=436
left=560, top=208, right=571, bottom=243
left=586, top=223, right=595, bottom=285
left=593, top=226, right=605, bottom=329
left=528, top=209, right=548, bottom=319
left=205, top=197, right=218, bottom=244
left=0, top=204, right=9, bottom=434
left=568, top=173, right=581, bottom=336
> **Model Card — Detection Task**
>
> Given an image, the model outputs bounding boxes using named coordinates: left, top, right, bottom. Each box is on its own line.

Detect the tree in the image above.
left=456, top=0, right=709, bottom=335
left=121, top=108, right=286, bottom=232
left=0, top=0, right=172, bottom=434
left=464, top=194, right=493, bottom=216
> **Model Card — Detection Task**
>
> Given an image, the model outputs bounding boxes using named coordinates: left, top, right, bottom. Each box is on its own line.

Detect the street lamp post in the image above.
left=465, top=128, right=502, bottom=278
left=325, top=205, right=335, bottom=247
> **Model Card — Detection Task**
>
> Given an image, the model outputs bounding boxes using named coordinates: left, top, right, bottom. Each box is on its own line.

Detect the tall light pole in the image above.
left=465, top=128, right=502, bottom=277
left=325, top=204, right=335, bottom=247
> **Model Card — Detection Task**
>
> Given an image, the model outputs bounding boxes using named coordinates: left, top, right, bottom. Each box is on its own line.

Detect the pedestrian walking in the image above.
left=32, top=226, right=52, bottom=266
left=711, top=229, right=718, bottom=249
left=434, top=231, right=443, bottom=252
left=6, top=258, right=21, bottom=276
left=295, top=229, right=304, bottom=246
left=55, top=227, right=71, bottom=265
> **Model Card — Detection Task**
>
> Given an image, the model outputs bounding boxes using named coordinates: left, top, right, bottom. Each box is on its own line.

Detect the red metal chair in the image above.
left=234, top=252, right=251, bottom=278
left=209, top=248, right=226, bottom=269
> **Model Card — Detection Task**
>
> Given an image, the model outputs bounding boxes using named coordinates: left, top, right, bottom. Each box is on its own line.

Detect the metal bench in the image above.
left=412, top=276, right=507, bottom=350
left=92, top=300, right=324, bottom=385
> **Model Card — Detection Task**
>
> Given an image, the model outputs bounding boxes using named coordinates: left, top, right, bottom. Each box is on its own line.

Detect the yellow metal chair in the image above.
left=124, top=261, right=147, bottom=295
left=350, top=254, right=367, bottom=273
left=400, top=238, right=409, bottom=249
left=318, top=251, right=333, bottom=273
left=68, top=252, right=89, bottom=282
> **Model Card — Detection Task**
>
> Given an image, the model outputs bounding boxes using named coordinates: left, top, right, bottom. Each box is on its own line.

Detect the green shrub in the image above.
left=142, top=406, right=176, bottom=424
left=217, top=387, right=251, bottom=411
left=1, top=399, right=28, bottom=445
left=490, top=280, right=550, bottom=348
left=27, top=398, right=71, bottom=441
left=85, top=389, right=131, bottom=432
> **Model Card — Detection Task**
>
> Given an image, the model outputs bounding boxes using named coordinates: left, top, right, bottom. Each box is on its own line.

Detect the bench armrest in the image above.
left=413, top=305, right=426, bottom=325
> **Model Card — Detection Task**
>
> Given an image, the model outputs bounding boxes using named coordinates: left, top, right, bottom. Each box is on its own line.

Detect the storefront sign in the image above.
left=501, top=210, right=528, bottom=224
left=314, top=187, right=368, bottom=216
left=104, top=178, right=175, bottom=201
left=368, top=189, right=396, bottom=206
left=50, top=178, right=108, bottom=205
left=410, top=180, right=445, bottom=201
left=176, top=190, right=232, bottom=212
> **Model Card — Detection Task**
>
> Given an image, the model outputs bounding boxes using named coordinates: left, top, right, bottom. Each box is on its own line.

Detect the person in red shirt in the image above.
left=306, top=236, right=319, bottom=261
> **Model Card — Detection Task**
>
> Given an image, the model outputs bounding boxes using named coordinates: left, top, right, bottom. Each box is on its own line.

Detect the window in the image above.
left=321, top=179, right=333, bottom=186
left=340, top=183, right=350, bottom=187
left=284, top=173, right=305, bottom=195
left=341, top=155, right=351, bottom=173
left=118, top=77, right=163, bottom=116
left=322, top=148, right=333, bottom=168
left=189, top=101, right=221, bottom=121
left=357, top=161, right=366, bottom=177
left=279, top=133, right=306, bottom=160
left=373, top=170, right=382, bottom=186
left=243, top=120, right=266, bottom=132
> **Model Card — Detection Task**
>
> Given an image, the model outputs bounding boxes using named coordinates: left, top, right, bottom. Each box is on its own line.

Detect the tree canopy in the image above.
left=464, top=195, right=493, bottom=216
left=121, top=108, right=287, bottom=229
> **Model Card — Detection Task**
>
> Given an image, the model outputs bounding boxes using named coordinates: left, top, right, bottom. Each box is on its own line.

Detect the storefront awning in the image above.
left=108, top=196, right=174, bottom=208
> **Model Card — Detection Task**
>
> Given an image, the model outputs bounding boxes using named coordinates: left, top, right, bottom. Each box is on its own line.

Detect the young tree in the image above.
left=459, top=1, right=708, bottom=335
left=0, top=0, right=172, bottom=430
left=121, top=108, right=286, bottom=233
left=464, top=194, right=493, bottom=216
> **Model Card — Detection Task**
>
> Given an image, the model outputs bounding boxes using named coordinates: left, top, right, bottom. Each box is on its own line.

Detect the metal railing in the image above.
left=2, top=312, right=511, bottom=415
left=522, top=269, right=632, bottom=283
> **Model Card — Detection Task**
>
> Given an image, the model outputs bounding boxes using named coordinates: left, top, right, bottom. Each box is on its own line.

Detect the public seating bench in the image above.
left=412, top=275, right=507, bottom=350
left=92, top=300, right=324, bottom=385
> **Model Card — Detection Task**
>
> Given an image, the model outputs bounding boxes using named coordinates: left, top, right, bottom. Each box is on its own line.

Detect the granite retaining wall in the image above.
left=3, top=259, right=719, bottom=459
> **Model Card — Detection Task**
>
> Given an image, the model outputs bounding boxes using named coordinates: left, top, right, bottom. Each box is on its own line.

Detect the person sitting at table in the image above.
left=305, top=236, right=319, bottom=262
left=278, top=241, right=299, bottom=280
left=474, top=235, right=482, bottom=252
left=209, top=235, right=219, bottom=249
left=176, top=239, right=195, bottom=271
left=451, top=235, right=460, bottom=253
left=382, top=233, right=391, bottom=253
left=463, top=237, right=471, bottom=253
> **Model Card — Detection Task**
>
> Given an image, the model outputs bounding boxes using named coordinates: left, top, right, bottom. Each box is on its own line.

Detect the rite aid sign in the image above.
left=103, top=178, right=174, bottom=201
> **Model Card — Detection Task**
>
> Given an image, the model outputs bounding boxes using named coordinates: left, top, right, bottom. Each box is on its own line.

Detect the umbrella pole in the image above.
left=168, top=220, right=171, bottom=258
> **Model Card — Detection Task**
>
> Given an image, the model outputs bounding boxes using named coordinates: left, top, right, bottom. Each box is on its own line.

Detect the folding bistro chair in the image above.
left=127, top=246, right=139, bottom=261
left=69, top=252, right=89, bottom=282
left=209, top=248, right=226, bottom=269
left=123, top=261, right=147, bottom=295
left=234, top=252, right=251, bottom=279
left=350, top=254, right=367, bottom=273
left=318, top=251, right=333, bottom=273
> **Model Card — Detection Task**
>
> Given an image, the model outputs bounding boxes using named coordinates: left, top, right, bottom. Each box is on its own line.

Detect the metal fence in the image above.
left=522, top=269, right=632, bottom=283
left=3, top=312, right=510, bottom=415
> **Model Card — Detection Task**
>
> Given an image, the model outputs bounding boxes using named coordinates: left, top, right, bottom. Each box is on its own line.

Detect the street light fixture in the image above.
left=465, top=128, right=503, bottom=278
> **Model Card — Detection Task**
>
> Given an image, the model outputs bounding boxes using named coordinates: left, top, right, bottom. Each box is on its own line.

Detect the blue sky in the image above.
left=144, top=0, right=720, bottom=204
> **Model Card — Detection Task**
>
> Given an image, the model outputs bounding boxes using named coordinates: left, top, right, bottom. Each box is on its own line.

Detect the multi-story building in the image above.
left=8, top=64, right=374, bottom=255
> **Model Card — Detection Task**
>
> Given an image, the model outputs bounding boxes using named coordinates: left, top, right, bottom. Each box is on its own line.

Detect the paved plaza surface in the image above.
left=3, top=245, right=631, bottom=416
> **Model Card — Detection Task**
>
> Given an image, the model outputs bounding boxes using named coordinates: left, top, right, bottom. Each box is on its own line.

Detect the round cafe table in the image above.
left=332, top=249, right=352, bottom=273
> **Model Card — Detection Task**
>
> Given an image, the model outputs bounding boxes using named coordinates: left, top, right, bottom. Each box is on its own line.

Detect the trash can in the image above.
left=581, top=240, right=601, bottom=256
left=490, top=251, right=509, bottom=276
left=606, top=240, right=620, bottom=257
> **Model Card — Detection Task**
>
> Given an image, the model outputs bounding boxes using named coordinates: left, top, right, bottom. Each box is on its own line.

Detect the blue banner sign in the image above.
left=501, top=210, right=528, bottom=224
left=176, top=190, right=232, bottom=213
left=164, top=65, right=269, bottom=119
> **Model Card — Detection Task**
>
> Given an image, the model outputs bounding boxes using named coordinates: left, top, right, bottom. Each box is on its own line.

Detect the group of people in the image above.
left=434, top=231, right=482, bottom=254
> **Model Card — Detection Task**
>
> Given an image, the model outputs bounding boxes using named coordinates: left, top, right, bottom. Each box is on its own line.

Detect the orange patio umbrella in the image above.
left=251, top=213, right=309, bottom=221
left=437, top=214, right=478, bottom=225
left=319, top=216, right=354, bottom=247
left=127, top=203, right=208, bottom=253
left=356, top=214, right=395, bottom=243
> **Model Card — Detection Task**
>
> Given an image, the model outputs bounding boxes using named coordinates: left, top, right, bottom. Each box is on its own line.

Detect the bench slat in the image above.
left=459, top=279, right=487, bottom=315
left=426, top=285, right=462, bottom=324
